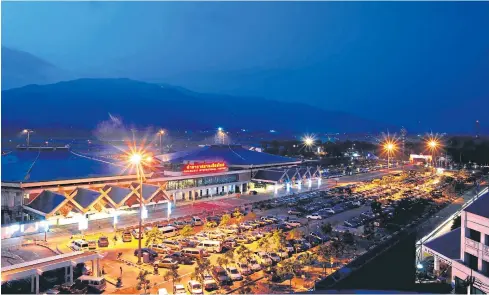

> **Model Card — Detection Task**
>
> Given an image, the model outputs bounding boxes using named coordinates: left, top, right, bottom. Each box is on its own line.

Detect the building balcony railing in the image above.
left=465, top=238, right=489, bottom=261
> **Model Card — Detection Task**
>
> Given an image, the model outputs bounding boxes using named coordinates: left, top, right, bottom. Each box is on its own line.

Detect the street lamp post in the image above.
left=158, top=130, right=165, bottom=153
left=22, top=129, right=33, bottom=146
left=383, top=142, right=395, bottom=170
left=428, top=140, right=438, bottom=168
left=129, top=153, right=152, bottom=265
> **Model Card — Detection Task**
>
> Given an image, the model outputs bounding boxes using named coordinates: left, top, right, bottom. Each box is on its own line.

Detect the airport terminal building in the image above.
left=1, top=145, right=314, bottom=229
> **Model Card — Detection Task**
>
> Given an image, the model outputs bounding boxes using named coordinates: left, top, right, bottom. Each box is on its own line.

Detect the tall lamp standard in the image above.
left=128, top=152, right=153, bottom=264
left=383, top=142, right=396, bottom=170
left=427, top=140, right=439, bottom=168
left=22, top=129, right=33, bottom=146
left=157, top=130, right=165, bottom=153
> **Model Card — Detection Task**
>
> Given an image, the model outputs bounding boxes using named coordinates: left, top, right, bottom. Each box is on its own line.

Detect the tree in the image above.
left=204, top=221, right=217, bottom=230
left=179, top=225, right=193, bottom=238
left=276, top=260, right=295, bottom=289
left=451, top=216, right=462, bottom=231
left=136, top=270, right=151, bottom=294
left=287, top=228, right=303, bottom=240
left=317, top=244, right=333, bottom=275
left=219, top=214, right=231, bottom=227
left=371, top=201, right=382, bottom=215
left=217, top=256, right=229, bottom=268
left=224, top=248, right=235, bottom=261
left=321, top=223, right=332, bottom=235
left=162, top=264, right=180, bottom=291
left=192, top=258, right=211, bottom=284
left=235, top=244, right=253, bottom=262
left=342, top=231, right=355, bottom=246
left=145, top=227, right=161, bottom=247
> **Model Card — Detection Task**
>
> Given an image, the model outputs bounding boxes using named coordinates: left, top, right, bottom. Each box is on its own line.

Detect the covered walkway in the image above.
left=1, top=251, right=102, bottom=294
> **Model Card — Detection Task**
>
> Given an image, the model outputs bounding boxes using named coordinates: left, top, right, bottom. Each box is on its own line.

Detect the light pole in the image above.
left=428, top=140, right=439, bottom=168
left=129, top=152, right=152, bottom=265
left=22, top=129, right=33, bottom=146
left=217, top=127, right=225, bottom=145
left=158, top=130, right=165, bottom=153
left=383, top=142, right=396, bottom=170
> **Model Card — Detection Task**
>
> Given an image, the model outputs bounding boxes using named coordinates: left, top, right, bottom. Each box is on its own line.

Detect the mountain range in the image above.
left=1, top=47, right=75, bottom=90
left=1, top=78, right=389, bottom=135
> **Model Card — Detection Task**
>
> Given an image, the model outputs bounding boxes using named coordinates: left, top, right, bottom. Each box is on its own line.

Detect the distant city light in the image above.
left=270, top=129, right=276, bottom=133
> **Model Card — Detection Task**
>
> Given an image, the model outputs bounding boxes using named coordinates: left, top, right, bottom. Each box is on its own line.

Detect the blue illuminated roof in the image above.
left=2, top=150, right=127, bottom=183
left=26, top=190, right=66, bottom=214
left=424, top=228, right=461, bottom=260
left=166, top=145, right=300, bottom=167
left=72, top=188, right=101, bottom=208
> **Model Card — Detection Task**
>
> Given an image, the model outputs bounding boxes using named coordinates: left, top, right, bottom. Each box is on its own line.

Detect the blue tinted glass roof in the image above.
left=2, top=150, right=127, bottom=183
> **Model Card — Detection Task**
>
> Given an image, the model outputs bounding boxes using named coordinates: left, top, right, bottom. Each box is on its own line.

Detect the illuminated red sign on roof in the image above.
left=182, top=162, right=228, bottom=175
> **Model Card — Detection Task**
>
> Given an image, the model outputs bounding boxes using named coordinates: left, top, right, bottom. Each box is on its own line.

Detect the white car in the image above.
left=173, top=284, right=186, bottom=295
left=255, top=252, right=273, bottom=266
left=247, top=258, right=262, bottom=271
left=322, top=208, right=335, bottom=214
left=226, top=266, right=243, bottom=281
left=268, top=252, right=281, bottom=263
left=285, top=220, right=301, bottom=227
left=202, top=272, right=218, bottom=291
left=187, top=280, right=203, bottom=295
left=236, top=262, right=251, bottom=275
left=306, top=213, right=322, bottom=220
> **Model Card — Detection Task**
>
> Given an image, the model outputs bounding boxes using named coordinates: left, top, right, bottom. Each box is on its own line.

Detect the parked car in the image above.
left=173, top=284, right=186, bottom=295
left=134, top=248, right=158, bottom=258
left=247, top=258, right=262, bottom=272
left=97, top=236, right=109, bottom=247
left=268, top=252, right=281, bottom=264
left=154, top=258, right=179, bottom=268
left=201, top=272, right=218, bottom=291
left=255, top=252, right=273, bottom=266
left=186, top=280, right=203, bottom=295
left=165, top=252, right=193, bottom=265
left=226, top=267, right=243, bottom=281
left=236, top=262, right=251, bottom=276
left=306, top=213, right=322, bottom=220
left=287, top=209, right=301, bottom=215
left=285, top=220, right=301, bottom=227
left=211, top=266, right=232, bottom=286
left=149, top=243, right=170, bottom=254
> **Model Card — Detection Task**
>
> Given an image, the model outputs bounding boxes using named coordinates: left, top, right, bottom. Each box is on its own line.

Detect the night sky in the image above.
left=2, top=2, right=489, bottom=132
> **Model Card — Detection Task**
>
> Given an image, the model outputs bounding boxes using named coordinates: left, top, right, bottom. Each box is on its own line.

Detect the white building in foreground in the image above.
left=423, top=192, right=489, bottom=294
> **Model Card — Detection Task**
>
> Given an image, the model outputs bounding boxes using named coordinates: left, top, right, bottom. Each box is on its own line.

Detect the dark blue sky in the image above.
left=2, top=2, right=489, bottom=132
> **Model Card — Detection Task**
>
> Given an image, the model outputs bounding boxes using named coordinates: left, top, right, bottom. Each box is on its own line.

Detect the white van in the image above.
left=71, top=239, right=89, bottom=251
left=192, top=216, right=203, bottom=226
left=197, top=240, right=222, bottom=253
left=76, top=275, right=106, bottom=292
left=159, top=226, right=178, bottom=238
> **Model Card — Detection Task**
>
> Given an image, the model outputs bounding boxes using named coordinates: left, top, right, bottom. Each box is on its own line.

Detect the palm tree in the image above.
left=217, top=256, right=229, bottom=268
left=163, top=264, right=180, bottom=292
left=276, top=260, right=295, bottom=290
left=220, top=214, right=231, bottom=227
left=204, top=221, right=217, bottom=230
left=192, top=258, right=211, bottom=283
left=145, top=227, right=161, bottom=247
left=235, top=244, right=253, bottom=262
left=179, top=225, right=193, bottom=238
left=317, top=244, right=333, bottom=275
left=137, top=270, right=151, bottom=294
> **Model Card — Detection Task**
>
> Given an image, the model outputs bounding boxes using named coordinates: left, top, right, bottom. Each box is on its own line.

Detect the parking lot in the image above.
left=5, top=167, right=460, bottom=294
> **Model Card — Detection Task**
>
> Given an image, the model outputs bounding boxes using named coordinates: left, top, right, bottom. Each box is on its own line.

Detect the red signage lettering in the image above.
left=182, top=162, right=228, bottom=175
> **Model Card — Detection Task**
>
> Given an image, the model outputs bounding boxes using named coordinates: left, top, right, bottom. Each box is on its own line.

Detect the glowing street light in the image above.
left=217, top=127, right=226, bottom=145
left=127, top=150, right=153, bottom=265
left=425, top=134, right=442, bottom=168
left=382, top=140, right=397, bottom=170
left=22, top=129, right=33, bottom=146
left=304, top=137, right=314, bottom=146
